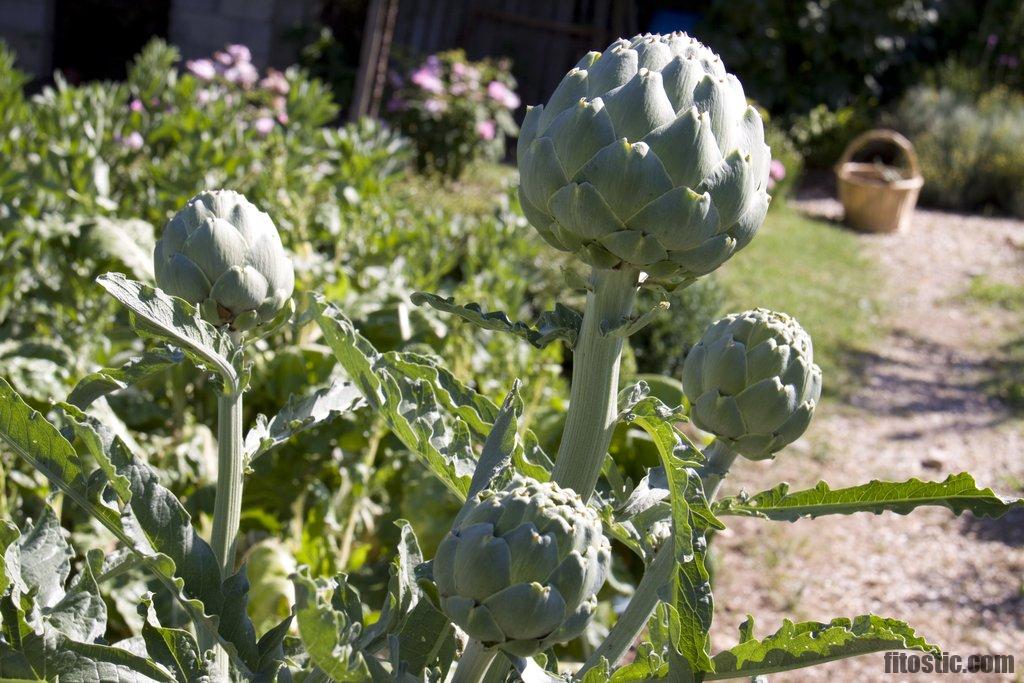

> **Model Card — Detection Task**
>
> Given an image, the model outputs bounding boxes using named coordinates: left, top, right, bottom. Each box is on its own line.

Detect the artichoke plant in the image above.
left=518, top=32, right=771, bottom=286
left=434, top=476, right=610, bottom=657
left=153, top=190, right=294, bottom=330
left=682, top=308, right=822, bottom=460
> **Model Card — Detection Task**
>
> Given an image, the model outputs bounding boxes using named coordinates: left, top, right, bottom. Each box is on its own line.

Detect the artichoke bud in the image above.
left=682, top=308, right=821, bottom=460
left=434, top=476, right=611, bottom=656
left=154, top=190, right=294, bottom=329
left=518, top=33, right=771, bottom=287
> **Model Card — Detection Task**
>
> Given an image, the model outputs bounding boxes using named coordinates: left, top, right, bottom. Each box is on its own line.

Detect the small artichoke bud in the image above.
left=518, top=33, right=771, bottom=286
left=154, top=190, right=294, bottom=329
left=682, top=309, right=821, bottom=460
left=434, top=475, right=610, bottom=657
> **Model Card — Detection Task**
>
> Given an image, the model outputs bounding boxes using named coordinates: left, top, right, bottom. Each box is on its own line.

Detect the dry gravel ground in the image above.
left=708, top=198, right=1024, bottom=682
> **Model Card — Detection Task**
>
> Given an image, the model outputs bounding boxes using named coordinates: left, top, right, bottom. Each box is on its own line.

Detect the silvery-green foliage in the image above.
left=434, top=475, right=610, bottom=656
left=154, top=190, right=294, bottom=330
left=518, top=32, right=771, bottom=286
left=683, top=308, right=822, bottom=459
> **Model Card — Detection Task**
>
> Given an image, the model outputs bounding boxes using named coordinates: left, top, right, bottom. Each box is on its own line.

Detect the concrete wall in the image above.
left=168, top=0, right=320, bottom=68
left=0, top=0, right=319, bottom=79
left=0, top=0, right=56, bottom=76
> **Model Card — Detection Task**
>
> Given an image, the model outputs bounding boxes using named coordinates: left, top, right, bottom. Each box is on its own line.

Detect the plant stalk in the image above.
left=453, top=639, right=498, bottom=683
left=552, top=267, right=639, bottom=499
left=577, top=440, right=739, bottom=677
left=206, top=337, right=245, bottom=677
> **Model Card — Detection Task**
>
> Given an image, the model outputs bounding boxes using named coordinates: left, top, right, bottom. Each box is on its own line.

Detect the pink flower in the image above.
left=411, top=66, right=444, bottom=94
left=225, top=61, right=259, bottom=87
left=271, top=95, right=287, bottom=113
left=121, top=131, right=144, bottom=150
left=423, top=98, right=447, bottom=115
left=487, top=80, right=520, bottom=109
left=260, top=69, right=290, bottom=95
left=987, top=34, right=999, bottom=48
left=452, top=62, right=467, bottom=78
left=476, top=119, right=496, bottom=141
left=226, top=44, right=251, bottom=63
left=254, top=117, right=275, bottom=135
left=276, top=112, right=289, bottom=125
left=196, top=89, right=212, bottom=105
left=186, top=58, right=217, bottom=81
left=214, top=50, right=233, bottom=66
left=129, top=98, right=143, bottom=112
left=769, top=159, right=786, bottom=181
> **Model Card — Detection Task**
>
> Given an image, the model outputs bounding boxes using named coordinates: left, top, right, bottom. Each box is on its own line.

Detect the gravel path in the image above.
left=709, top=198, right=1024, bottom=681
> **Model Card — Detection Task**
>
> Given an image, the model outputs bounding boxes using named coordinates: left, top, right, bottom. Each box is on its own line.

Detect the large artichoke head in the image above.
left=154, top=190, right=294, bottom=330
left=434, top=476, right=610, bottom=657
left=682, top=309, right=821, bottom=460
left=518, top=33, right=771, bottom=287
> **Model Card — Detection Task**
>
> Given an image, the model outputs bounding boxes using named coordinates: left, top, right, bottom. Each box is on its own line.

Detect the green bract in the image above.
left=434, top=476, right=610, bottom=657
left=153, top=190, right=294, bottom=330
left=518, top=32, right=771, bottom=286
left=682, top=308, right=822, bottom=460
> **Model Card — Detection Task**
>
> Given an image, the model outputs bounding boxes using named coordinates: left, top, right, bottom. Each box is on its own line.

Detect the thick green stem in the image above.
left=205, top=338, right=245, bottom=677
left=552, top=267, right=639, bottom=499
left=699, top=440, right=739, bottom=502
left=577, top=440, right=739, bottom=678
left=211, top=389, right=244, bottom=574
left=453, top=640, right=498, bottom=683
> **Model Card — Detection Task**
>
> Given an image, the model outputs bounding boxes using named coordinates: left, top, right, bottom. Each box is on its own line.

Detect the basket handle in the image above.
left=837, top=129, right=920, bottom=178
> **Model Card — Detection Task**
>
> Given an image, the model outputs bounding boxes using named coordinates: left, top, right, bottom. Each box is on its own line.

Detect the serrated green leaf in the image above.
left=460, top=381, right=522, bottom=508
left=357, top=521, right=423, bottom=651
left=0, top=520, right=18, bottom=599
left=43, top=558, right=106, bottom=643
left=96, top=273, right=238, bottom=389
left=292, top=567, right=373, bottom=681
left=138, top=593, right=208, bottom=682
left=706, top=615, right=939, bottom=679
left=67, top=347, right=184, bottom=410
left=314, top=299, right=478, bottom=499
left=411, top=291, right=582, bottom=349
left=244, top=378, right=365, bottom=465
left=13, top=507, right=71, bottom=609
left=714, top=473, right=1023, bottom=521
left=602, top=300, right=670, bottom=339
left=620, top=394, right=718, bottom=675
left=393, top=600, right=456, bottom=678
left=0, top=378, right=263, bottom=676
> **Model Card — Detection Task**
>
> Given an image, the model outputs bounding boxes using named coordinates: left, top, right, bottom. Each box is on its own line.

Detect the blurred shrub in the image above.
left=788, top=103, right=872, bottom=169
left=890, top=85, right=1024, bottom=216
left=697, top=0, right=944, bottom=116
left=630, top=279, right=725, bottom=379
left=387, top=50, right=519, bottom=179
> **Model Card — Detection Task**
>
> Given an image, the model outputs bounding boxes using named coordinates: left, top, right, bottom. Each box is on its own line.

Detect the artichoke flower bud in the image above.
left=154, top=190, right=294, bottom=330
left=682, top=309, right=821, bottom=460
left=518, top=33, right=771, bottom=286
left=434, top=476, right=611, bottom=657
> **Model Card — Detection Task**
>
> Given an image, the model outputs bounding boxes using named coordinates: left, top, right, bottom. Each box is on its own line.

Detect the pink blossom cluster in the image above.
left=185, top=44, right=290, bottom=91
left=183, top=44, right=292, bottom=135
left=767, top=159, right=786, bottom=191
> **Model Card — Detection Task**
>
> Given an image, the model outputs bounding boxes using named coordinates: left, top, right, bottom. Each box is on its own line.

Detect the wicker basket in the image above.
left=835, top=129, right=924, bottom=233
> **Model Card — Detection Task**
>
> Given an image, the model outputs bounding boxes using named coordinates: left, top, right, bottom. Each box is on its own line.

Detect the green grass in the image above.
left=395, top=161, right=517, bottom=217
left=966, top=275, right=1024, bottom=311
left=717, top=206, right=884, bottom=393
